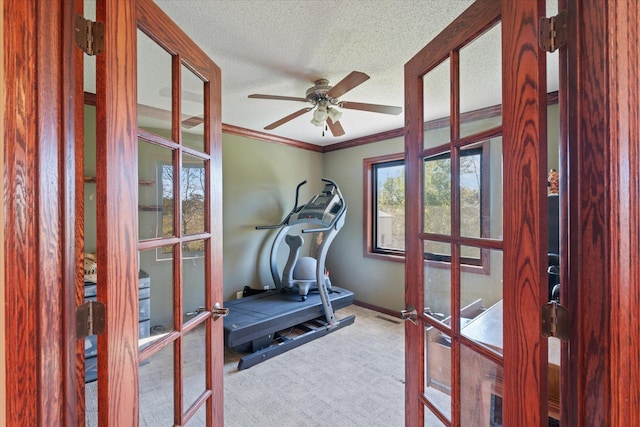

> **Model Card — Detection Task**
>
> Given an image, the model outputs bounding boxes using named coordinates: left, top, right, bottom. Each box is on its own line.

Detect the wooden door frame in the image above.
left=501, top=1, right=548, bottom=425
left=563, top=0, right=640, bottom=425
left=2, top=0, right=639, bottom=425
left=2, top=0, right=80, bottom=425
left=404, top=0, right=640, bottom=425
left=94, top=0, right=140, bottom=424
left=404, top=2, right=504, bottom=425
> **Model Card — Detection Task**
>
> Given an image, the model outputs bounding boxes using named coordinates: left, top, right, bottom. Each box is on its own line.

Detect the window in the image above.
left=364, top=143, right=489, bottom=270
left=367, top=156, right=406, bottom=257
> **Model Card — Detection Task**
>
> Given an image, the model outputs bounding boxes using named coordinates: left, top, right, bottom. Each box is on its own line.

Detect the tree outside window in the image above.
left=365, top=143, right=488, bottom=269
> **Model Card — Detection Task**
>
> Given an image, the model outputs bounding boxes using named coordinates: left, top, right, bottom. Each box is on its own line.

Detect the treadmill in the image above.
left=223, top=179, right=355, bottom=369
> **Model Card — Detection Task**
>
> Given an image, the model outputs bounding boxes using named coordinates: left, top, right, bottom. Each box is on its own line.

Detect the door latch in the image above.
left=212, top=302, right=229, bottom=321
left=400, top=305, right=418, bottom=325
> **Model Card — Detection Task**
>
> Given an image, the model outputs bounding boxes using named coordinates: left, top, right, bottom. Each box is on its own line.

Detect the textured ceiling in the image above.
left=153, top=0, right=476, bottom=146
left=86, top=1, right=559, bottom=147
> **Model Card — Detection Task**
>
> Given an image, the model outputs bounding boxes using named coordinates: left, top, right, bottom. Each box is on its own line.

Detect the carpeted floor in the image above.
left=223, top=304, right=405, bottom=426
left=85, top=304, right=406, bottom=426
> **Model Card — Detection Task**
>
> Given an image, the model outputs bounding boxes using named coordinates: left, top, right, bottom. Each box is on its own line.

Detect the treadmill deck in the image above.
left=223, top=286, right=354, bottom=349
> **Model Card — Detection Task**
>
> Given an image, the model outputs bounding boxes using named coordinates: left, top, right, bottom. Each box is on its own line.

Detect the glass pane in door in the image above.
left=459, top=136, right=503, bottom=240
left=459, top=23, right=502, bottom=138
left=424, top=411, right=448, bottom=427
left=181, top=65, right=205, bottom=152
left=424, top=240, right=452, bottom=323
left=424, top=328, right=452, bottom=420
left=181, top=154, right=206, bottom=236
left=139, top=344, right=175, bottom=425
left=423, top=153, right=451, bottom=235
left=137, top=29, right=173, bottom=139
left=182, top=324, right=207, bottom=411
left=183, top=240, right=206, bottom=321
left=460, top=344, right=503, bottom=426
left=139, top=140, right=175, bottom=240
left=460, top=247, right=503, bottom=355
left=423, top=58, right=451, bottom=149
left=139, top=246, right=175, bottom=349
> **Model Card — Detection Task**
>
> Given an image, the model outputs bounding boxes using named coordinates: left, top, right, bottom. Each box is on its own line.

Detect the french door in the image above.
left=90, top=0, right=223, bottom=425
left=404, top=0, right=552, bottom=425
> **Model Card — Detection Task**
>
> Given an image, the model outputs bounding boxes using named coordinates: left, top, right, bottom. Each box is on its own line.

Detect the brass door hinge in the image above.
left=541, top=301, right=569, bottom=341
left=75, top=14, right=104, bottom=56
left=76, top=300, right=106, bottom=338
left=539, top=9, right=568, bottom=53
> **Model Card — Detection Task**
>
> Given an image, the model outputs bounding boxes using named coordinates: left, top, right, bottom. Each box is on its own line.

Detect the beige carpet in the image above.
left=223, top=304, right=405, bottom=426
left=85, top=304, right=405, bottom=426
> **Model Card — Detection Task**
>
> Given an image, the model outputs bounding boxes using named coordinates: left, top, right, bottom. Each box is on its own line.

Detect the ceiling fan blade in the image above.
left=326, top=71, right=370, bottom=99
left=326, top=117, right=345, bottom=137
left=340, top=101, right=402, bottom=115
left=182, top=115, right=204, bottom=129
left=138, top=102, right=205, bottom=129
left=264, top=107, right=312, bottom=130
left=248, top=94, right=308, bottom=102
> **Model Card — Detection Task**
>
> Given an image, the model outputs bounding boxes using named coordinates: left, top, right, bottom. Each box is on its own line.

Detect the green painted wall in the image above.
left=221, top=134, right=324, bottom=300
left=323, top=104, right=560, bottom=312
left=323, top=137, right=406, bottom=311
left=83, top=103, right=560, bottom=320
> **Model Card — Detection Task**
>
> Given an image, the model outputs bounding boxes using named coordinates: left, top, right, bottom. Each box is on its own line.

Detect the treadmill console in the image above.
left=290, top=184, right=344, bottom=228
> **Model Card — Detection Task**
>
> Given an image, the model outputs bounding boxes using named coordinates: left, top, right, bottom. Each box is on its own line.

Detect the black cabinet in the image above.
left=84, top=270, right=151, bottom=383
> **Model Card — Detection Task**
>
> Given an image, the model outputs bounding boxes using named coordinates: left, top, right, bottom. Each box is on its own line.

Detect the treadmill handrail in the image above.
left=255, top=224, right=284, bottom=230
left=293, top=180, right=307, bottom=212
left=255, top=180, right=307, bottom=230
left=301, top=206, right=346, bottom=233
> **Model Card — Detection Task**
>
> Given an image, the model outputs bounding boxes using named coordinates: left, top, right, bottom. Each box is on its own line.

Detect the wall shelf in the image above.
left=139, top=205, right=162, bottom=212
left=84, top=176, right=155, bottom=186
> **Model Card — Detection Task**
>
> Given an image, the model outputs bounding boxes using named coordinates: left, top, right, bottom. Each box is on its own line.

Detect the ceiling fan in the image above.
left=248, top=71, right=402, bottom=137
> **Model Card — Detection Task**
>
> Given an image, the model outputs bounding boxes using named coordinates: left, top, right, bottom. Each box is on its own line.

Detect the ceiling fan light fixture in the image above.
left=311, top=105, right=328, bottom=126
left=249, top=71, right=401, bottom=135
left=327, top=107, right=342, bottom=122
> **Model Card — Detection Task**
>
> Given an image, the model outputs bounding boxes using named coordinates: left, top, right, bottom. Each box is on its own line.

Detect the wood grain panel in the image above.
left=4, top=1, right=78, bottom=425
left=96, top=0, right=140, bottom=425
left=501, top=1, right=548, bottom=426
left=3, top=1, right=39, bottom=425
left=565, top=0, right=640, bottom=425
left=604, top=2, right=640, bottom=425
left=74, top=0, right=87, bottom=424
left=403, top=54, right=425, bottom=426
left=565, top=1, right=608, bottom=425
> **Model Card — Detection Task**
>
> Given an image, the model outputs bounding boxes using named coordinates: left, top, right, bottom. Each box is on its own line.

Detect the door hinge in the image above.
left=541, top=301, right=569, bottom=341
left=74, top=14, right=104, bottom=56
left=539, top=9, right=568, bottom=53
left=76, top=300, right=106, bottom=339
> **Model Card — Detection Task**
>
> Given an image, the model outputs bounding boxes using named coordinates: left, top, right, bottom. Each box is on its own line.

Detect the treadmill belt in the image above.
left=223, top=286, right=354, bottom=349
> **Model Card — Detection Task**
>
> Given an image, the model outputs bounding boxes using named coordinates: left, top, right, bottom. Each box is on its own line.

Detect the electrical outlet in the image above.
left=236, top=291, right=243, bottom=300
